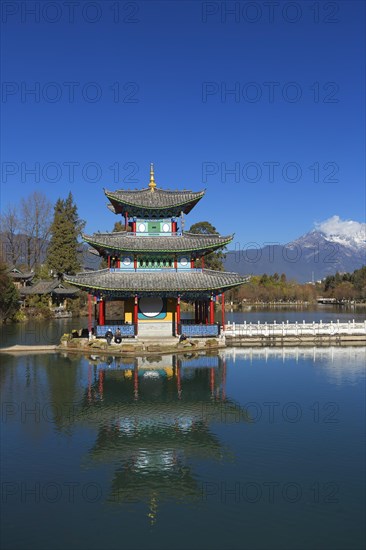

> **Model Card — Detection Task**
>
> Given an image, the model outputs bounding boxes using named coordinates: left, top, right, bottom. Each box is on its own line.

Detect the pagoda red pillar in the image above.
left=134, top=255, right=137, bottom=270
left=191, top=257, right=194, bottom=268
left=176, top=295, right=181, bottom=335
left=98, top=299, right=105, bottom=326
left=134, top=295, right=138, bottom=335
left=221, top=293, right=225, bottom=329
left=205, top=301, right=208, bottom=324
left=88, top=293, right=93, bottom=335
left=210, top=295, right=215, bottom=324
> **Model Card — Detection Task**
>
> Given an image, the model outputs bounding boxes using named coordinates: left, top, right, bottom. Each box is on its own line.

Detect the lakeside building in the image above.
left=65, top=165, right=248, bottom=337
left=7, top=267, right=34, bottom=289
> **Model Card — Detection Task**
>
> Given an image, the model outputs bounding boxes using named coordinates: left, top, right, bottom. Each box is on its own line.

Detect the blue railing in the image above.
left=99, top=319, right=124, bottom=325
left=179, top=324, right=220, bottom=337
left=95, top=324, right=136, bottom=338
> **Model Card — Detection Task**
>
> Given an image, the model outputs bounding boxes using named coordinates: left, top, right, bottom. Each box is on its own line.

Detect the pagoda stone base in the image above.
left=137, top=321, right=175, bottom=337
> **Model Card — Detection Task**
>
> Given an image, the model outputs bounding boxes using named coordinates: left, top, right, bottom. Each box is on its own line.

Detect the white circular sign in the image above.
left=162, top=223, right=170, bottom=233
left=122, top=257, right=131, bottom=266
left=139, top=297, right=164, bottom=317
left=180, top=257, right=188, bottom=266
left=138, top=223, right=146, bottom=232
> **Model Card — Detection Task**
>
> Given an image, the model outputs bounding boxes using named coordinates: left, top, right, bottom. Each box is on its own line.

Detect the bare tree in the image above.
left=20, top=192, right=52, bottom=269
left=0, top=205, right=22, bottom=266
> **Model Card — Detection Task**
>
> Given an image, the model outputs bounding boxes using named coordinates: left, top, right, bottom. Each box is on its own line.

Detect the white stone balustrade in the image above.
left=223, top=319, right=366, bottom=337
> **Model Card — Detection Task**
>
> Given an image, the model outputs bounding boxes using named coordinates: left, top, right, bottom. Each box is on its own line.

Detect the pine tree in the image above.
left=46, top=193, right=85, bottom=278
left=0, top=262, right=20, bottom=322
left=189, top=221, right=226, bottom=271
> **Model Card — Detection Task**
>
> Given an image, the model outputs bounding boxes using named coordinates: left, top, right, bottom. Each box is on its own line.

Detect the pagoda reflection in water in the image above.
left=77, top=354, right=250, bottom=524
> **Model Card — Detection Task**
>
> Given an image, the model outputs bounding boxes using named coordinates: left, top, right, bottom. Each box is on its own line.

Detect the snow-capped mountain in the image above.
left=224, top=216, right=366, bottom=283
left=313, top=216, right=365, bottom=251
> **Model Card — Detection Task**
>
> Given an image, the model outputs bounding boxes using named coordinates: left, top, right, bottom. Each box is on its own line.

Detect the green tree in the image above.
left=353, top=266, right=366, bottom=292
left=333, top=281, right=356, bottom=302
left=112, top=221, right=130, bottom=232
left=0, top=262, right=20, bottom=322
left=113, top=221, right=124, bottom=232
left=46, top=193, right=85, bottom=278
left=189, top=221, right=226, bottom=271
left=323, top=266, right=366, bottom=300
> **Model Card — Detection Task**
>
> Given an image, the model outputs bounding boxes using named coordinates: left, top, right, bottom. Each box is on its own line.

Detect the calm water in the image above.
left=1, top=348, right=365, bottom=550
left=0, top=307, right=365, bottom=348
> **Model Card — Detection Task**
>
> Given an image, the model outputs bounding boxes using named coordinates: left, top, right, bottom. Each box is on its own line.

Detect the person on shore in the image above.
left=105, top=330, right=113, bottom=345
left=114, top=328, right=122, bottom=344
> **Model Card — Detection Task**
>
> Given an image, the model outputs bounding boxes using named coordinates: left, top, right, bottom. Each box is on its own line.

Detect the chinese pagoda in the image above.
left=64, top=165, right=248, bottom=337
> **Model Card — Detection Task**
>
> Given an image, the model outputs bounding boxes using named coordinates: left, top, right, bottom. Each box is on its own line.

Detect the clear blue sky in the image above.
left=1, top=0, right=365, bottom=248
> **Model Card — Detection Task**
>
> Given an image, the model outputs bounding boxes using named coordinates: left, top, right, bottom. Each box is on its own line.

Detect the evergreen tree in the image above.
left=189, top=221, right=226, bottom=270
left=0, top=262, right=20, bottom=322
left=46, top=193, right=85, bottom=278
left=113, top=221, right=125, bottom=232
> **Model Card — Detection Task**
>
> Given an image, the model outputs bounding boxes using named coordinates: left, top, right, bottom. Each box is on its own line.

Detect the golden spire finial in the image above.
left=149, top=162, right=156, bottom=191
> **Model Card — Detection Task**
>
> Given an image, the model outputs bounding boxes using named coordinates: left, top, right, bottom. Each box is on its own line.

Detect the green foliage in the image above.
left=66, top=293, right=87, bottom=317
left=46, top=192, right=85, bottom=278
left=13, top=309, right=27, bottom=322
left=24, top=295, right=53, bottom=318
left=323, top=266, right=366, bottom=300
left=0, top=262, right=20, bottom=322
left=189, top=221, right=226, bottom=271
left=235, top=266, right=366, bottom=304
left=113, top=221, right=125, bottom=232
left=34, top=264, right=52, bottom=281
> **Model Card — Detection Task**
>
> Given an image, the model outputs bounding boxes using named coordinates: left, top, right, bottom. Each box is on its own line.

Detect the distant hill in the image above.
left=79, top=245, right=102, bottom=270
left=224, top=217, right=366, bottom=283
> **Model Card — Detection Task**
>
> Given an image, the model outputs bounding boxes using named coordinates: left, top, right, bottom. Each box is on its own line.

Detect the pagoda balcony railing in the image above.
left=129, top=231, right=181, bottom=237
left=178, top=323, right=220, bottom=338
left=95, top=323, right=136, bottom=338
left=109, top=267, right=203, bottom=273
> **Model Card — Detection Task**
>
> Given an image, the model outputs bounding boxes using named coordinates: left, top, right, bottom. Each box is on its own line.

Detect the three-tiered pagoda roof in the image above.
left=82, top=231, right=234, bottom=256
left=105, top=187, right=205, bottom=217
left=65, top=268, right=249, bottom=298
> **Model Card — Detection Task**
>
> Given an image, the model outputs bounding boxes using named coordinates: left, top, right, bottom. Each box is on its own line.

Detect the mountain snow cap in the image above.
left=314, top=216, right=366, bottom=247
